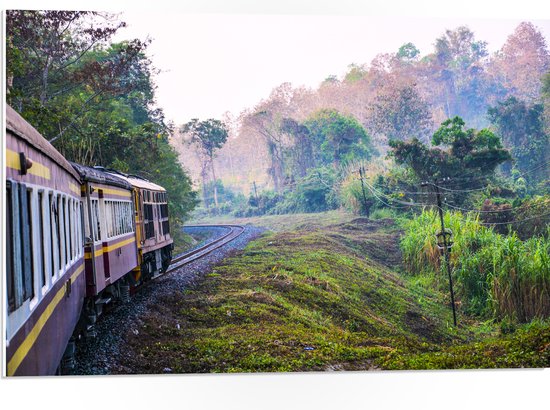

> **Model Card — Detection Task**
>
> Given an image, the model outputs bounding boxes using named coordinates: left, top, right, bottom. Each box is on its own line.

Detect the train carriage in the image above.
left=69, top=163, right=139, bottom=322
left=5, top=105, right=86, bottom=376
left=105, top=172, right=173, bottom=282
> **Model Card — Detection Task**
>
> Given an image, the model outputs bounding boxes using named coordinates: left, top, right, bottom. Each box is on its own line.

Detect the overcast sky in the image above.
left=112, top=13, right=550, bottom=125
left=5, top=1, right=550, bottom=126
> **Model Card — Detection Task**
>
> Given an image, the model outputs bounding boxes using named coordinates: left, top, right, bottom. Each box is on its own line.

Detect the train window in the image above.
left=64, top=197, right=69, bottom=266
left=7, top=181, right=15, bottom=312
left=7, top=182, right=34, bottom=312
left=71, top=199, right=76, bottom=260
left=72, top=200, right=77, bottom=259
left=49, top=193, right=56, bottom=278
left=105, top=200, right=111, bottom=237
left=92, top=200, right=100, bottom=242
left=25, top=188, right=34, bottom=301
left=57, top=196, right=64, bottom=272
left=38, top=191, right=46, bottom=288
left=66, top=197, right=72, bottom=263
left=79, top=202, right=85, bottom=252
left=116, top=203, right=120, bottom=234
left=79, top=202, right=83, bottom=252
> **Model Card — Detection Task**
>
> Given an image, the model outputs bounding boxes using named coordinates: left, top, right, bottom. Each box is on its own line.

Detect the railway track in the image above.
left=164, top=224, right=245, bottom=275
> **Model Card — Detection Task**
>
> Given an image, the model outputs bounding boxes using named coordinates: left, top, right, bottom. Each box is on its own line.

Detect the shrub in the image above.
left=401, top=210, right=550, bottom=321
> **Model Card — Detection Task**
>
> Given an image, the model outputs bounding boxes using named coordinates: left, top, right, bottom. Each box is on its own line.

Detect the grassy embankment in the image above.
left=120, top=211, right=550, bottom=373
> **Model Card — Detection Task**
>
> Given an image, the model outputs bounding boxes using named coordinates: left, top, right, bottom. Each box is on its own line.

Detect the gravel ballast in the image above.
left=73, top=225, right=264, bottom=375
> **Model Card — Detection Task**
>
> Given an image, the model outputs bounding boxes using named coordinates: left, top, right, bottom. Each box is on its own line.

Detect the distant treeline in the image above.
left=177, top=22, right=549, bottom=204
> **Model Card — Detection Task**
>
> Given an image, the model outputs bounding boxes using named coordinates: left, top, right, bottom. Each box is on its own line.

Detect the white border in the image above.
left=2, top=1, right=549, bottom=409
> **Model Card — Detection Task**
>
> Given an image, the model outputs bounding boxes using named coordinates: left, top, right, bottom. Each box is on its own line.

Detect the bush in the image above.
left=401, top=210, right=550, bottom=321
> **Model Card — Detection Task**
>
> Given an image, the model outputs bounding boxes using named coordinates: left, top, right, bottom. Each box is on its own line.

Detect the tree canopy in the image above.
left=390, top=116, right=512, bottom=184
left=6, top=10, right=197, bottom=223
left=304, top=109, right=375, bottom=168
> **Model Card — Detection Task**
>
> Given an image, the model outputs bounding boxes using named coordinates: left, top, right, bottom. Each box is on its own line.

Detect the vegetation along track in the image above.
left=74, top=224, right=259, bottom=375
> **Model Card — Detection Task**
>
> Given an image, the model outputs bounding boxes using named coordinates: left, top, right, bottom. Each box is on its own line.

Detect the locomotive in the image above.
left=4, top=105, right=174, bottom=376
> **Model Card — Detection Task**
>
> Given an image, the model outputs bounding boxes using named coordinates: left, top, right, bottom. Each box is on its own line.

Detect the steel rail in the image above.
left=163, top=224, right=245, bottom=275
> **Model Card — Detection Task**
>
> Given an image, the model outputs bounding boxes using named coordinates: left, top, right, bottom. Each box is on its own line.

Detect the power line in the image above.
left=478, top=211, right=550, bottom=226
left=360, top=177, right=431, bottom=209
left=441, top=160, right=549, bottom=187
left=442, top=200, right=547, bottom=214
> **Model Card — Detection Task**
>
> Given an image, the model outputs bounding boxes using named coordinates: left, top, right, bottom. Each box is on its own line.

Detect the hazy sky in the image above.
left=6, top=1, right=550, bottom=125
left=113, top=13, right=550, bottom=125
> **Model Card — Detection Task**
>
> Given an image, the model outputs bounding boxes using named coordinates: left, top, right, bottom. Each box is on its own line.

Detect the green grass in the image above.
left=171, top=223, right=197, bottom=255
left=401, top=210, right=550, bottom=321
left=118, top=213, right=550, bottom=373
left=190, top=209, right=357, bottom=232
left=381, top=319, right=550, bottom=369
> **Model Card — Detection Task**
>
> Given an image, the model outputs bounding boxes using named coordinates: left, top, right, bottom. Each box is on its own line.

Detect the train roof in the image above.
left=6, top=105, right=81, bottom=181
left=104, top=170, right=166, bottom=192
left=70, top=163, right=133, bottom=190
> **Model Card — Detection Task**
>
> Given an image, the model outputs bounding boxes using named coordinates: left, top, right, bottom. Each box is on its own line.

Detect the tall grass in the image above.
left=401, top=210, right=550, bottom=322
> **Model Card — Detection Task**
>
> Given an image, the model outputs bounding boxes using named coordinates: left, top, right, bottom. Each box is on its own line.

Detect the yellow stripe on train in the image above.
left=99, top=187, right=132, bottom=198
left=6, top=149, right=51, bottom=180
left=7, top=264, right=85, bottom=376
left=84, top=237, right=136, bottom=259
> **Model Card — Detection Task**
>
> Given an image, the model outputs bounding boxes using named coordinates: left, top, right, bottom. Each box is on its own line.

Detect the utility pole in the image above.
left=252, top=181, right=259, bottom=207
left=422, top=179, right=458, bottom=327
left=358, top=166, right=370, bottom=217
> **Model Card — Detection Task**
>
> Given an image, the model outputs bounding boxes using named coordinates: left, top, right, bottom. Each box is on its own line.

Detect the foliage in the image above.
left=200, top=180, right=246, bottom=211
left=368, top=83, right=434, bottom=143
left=118, top=218, right=462, bottom=373
left=303, top=109, right=375, bottom=168
left=118, top=215, right=549, bottom=373
left=390, top=116, right=512, bottom=187
left=488, top=96, right=549, bottom=183
left=6, top=10, right=198, bottom=223
left=401, top=210, right=550, bottom=321
left=381, top=319, right=550, bottom=369
left=397, top=43, right=420, bottom=62
left=272, top=167, right=339, bottom=214
left=490, top=22, right=550, bottom=102
left=187, top=22, right=550, bottom=199
left=430, top=26, right=491, bottom=125
left=181, top=119, right=229, bottom=160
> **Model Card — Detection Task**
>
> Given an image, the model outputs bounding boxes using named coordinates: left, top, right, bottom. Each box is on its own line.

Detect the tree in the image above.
left=280, top=117, right=314, bottom=178
left=181, top=119, right=229, bottom=210
left=390, top=116, right=512, bottom=189
left=239, top=83, right=298, bottom=192
left=490, top=22, right=550, bottom=102
left=397, top=43, right=420, bottom=62
left=488, top=97, right=548, bottom=182
left=368, top=83, right=434, bottom=143
left=6, top=10, right=198, bottom=224
left=6, top=11, right=150, bottom=141
left=304, top=109, right=375, bottom=168
left=542, top=71, right=550, bottom=136
left=430, top=26, right=490, bottom=124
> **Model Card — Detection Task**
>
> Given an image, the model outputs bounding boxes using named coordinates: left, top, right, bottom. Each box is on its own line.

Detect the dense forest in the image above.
left=6, top=11, right=198, bottom=225
left=173, top=21, right=549, bottom=328
left=176, top=22, right=549, bottom=222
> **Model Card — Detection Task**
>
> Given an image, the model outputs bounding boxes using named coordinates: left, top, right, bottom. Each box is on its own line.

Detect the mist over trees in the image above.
left=175, top=21, right=550, bottom=217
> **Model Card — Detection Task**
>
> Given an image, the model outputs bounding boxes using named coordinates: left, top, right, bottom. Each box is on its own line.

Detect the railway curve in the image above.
left=73, top=224, right=263, bottom=375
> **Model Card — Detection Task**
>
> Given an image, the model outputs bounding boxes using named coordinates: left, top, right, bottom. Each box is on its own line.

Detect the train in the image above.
left=4, top=105, right=174, bottom=376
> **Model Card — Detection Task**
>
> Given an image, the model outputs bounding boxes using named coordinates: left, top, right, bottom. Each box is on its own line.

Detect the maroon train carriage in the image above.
left=70, top=163, right=139, bottom=330
left=5, top=105, right=86, bottom=376
left=105, top=171, right=173, bottom=282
